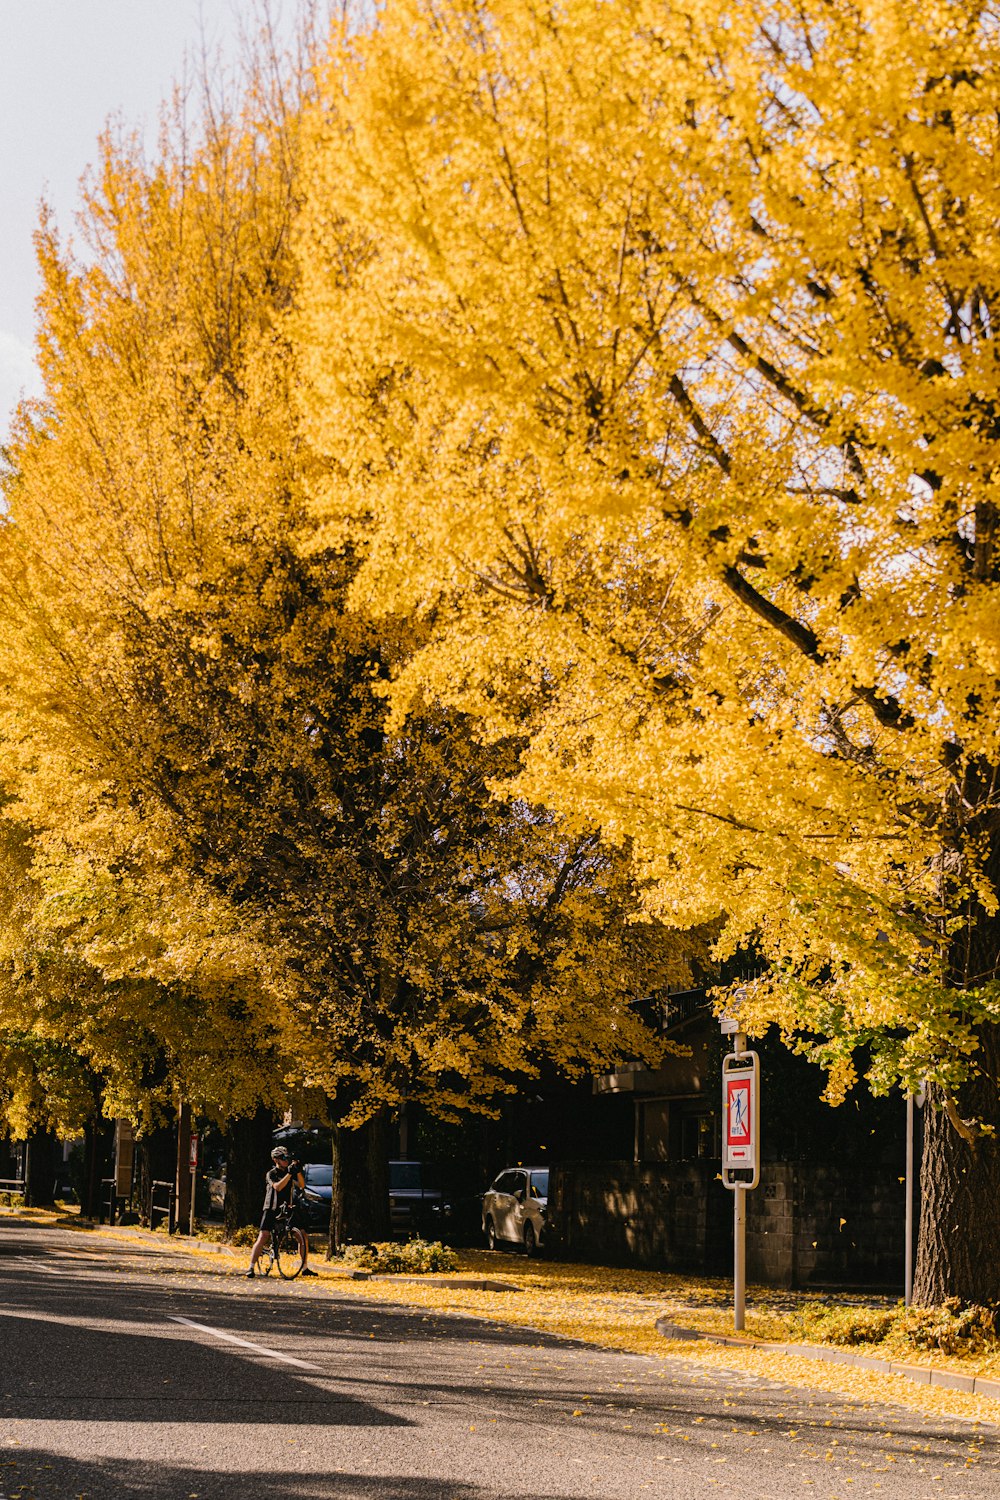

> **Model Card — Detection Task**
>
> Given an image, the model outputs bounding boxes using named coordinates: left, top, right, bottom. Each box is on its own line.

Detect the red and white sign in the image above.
left=722, top=1052, right=759, bottom=1184
left=726, top=1078, right=752, bottom=1158
left=189, top=1133, right=199, bottom=1171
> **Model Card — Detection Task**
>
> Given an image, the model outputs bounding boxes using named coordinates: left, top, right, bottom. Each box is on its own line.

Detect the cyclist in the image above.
left=245, top=1146, right=317, bottom=1278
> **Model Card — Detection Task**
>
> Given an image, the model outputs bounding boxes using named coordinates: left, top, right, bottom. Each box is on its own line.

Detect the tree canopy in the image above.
left=298, top=0, right=1000, bottom=1097
left=0, top=20, right=695, bottom=1158
left=295, top=0, right=1000, bottom=1298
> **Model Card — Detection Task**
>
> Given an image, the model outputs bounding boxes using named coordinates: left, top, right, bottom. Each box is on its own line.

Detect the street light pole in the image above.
left=903, top=1084, right=927, bottom=1306
left=904, top=1092, right=914, bottom=1307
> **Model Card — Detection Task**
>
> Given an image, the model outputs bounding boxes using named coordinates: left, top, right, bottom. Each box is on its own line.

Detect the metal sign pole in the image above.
left=189, top=1132, right=199, bottom=1238
left=720, top=999, right=759, bottom=1336
left=733, top=1028, right=748, bottom=1331
left=734, top=1187, right=746, bottom=1331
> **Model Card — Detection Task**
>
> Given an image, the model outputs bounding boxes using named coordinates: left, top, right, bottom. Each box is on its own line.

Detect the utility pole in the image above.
left=904, top=1093, right=914, bottom=1307
left=175, top=1102, right=192, bottom=1235
left=904, top=1085, right=925, bottom=1306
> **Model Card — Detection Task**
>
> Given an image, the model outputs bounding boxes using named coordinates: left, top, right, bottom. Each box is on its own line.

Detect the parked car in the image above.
left=389, top=1160, right=452, bottom=1238
left=272, top=1124, right=330, bottom=1163
left=299, top=1161, right=333, bottom=1230
left=482, top=1166, right=549, bottom=1255
left=207, top=1165, right=227, bottom=1218
left=295, top=1159, right=452, bottom=1238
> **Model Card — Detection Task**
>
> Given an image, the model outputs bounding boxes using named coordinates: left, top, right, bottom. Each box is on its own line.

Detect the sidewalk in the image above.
left=656, top=1316, right=1000, bottom=1400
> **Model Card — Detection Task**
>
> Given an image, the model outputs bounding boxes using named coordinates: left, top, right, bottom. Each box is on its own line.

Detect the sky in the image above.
left=0, top=2, right=305, bottom=445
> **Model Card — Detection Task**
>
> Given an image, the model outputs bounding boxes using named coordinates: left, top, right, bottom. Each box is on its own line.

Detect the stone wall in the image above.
left=550, top=1159, right=906, bottom=1289
left=746, top=1161, right=906, bottom=1288
left=550, top=1161, right=729, bottom=1273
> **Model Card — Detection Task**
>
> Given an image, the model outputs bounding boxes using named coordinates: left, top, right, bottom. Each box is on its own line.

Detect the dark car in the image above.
left=272, top=1124, right=330, bottom=1163
left=389, top=1160, right=452, bottom=1238
left=296, top=1158, right=452, bottom=1239
left=299, top=1161, right=333, bottom=1231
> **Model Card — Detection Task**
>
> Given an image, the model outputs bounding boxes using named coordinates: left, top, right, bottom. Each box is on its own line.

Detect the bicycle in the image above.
left=256, top=1204, right=307, bottom=1280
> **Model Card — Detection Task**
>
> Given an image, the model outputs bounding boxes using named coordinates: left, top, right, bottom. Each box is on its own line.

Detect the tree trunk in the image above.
left=224, top=1105, right=275, bottom=1239
left=329, top=1126, right=344, bottom=1257
left=913, top=1027, right=1000, bottom=1305
left=134, top=1125, right=175, bottom=1225
left=23, top=1127, right=59, bottom=1207
left=913, top=812, right=1000, bottom=1305
left=80, top=1116, right=109, bottom=1219
left=328, top=1107, right=391, bottom=1253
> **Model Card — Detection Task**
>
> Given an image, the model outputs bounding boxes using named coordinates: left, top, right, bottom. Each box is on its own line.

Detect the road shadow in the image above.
left=0, top=1448, right=563, bottom=1500
left=0, top=1275, right=407, bottom=1429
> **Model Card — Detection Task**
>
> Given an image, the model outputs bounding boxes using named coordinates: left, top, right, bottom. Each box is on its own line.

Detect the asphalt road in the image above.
left=0, top=1220, right=996, bottom=1499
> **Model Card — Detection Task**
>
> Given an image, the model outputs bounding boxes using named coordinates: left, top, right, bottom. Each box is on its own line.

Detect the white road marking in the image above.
left=168, top=1315, right=323, bottom=1372
left=15, top=1257, right=65, bottom=1275
left=13, top=1256, right=122, bottom=1279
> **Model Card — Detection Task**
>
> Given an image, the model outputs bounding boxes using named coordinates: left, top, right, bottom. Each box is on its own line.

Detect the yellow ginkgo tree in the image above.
left=297, top=0, right=1000, bottom=1300
left=0, top=21, right=699, bottom=1242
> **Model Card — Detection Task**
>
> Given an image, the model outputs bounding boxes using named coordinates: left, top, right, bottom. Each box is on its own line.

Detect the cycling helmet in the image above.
left=271, top=1145, right=289, bottom=1161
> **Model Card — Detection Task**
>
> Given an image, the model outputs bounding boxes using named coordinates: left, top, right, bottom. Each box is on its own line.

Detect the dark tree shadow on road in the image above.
left=0, top=1449, right=543, bottom=1500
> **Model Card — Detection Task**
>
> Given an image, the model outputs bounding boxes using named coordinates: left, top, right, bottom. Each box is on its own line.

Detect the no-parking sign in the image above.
left=722, top=1052, right=759, bottom=1187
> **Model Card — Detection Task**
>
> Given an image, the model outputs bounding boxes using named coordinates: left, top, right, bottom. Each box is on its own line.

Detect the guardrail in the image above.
left=150, top=1179, right=176, bottom=1233
left=0, top=1176, right=25, bottom=1197
left=98, top=1176, right=118, bottom=1225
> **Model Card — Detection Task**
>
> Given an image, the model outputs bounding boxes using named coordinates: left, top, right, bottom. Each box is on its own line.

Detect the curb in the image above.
left=316, top=1268, right=517, bottom=1290
left=655, top=1319, right=1000, bottom=1401
left=365, top=1274, right=518, bottom=1291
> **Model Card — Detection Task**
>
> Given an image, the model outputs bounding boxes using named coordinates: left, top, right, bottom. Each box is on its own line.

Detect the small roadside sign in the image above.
left=721, top=1045, right=761, bottom=1334
left=726, top=1076, right=752, bottom=1158
left=722, top=1051, right=759, bottom=1186
left=189, top=1133, right=199, bottom=1172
